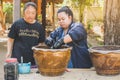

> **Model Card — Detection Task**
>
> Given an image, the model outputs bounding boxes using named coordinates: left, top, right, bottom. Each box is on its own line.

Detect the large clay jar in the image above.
left=89, top=45, right=120, bottom=75
left=32, top=45, right=71, bottom=76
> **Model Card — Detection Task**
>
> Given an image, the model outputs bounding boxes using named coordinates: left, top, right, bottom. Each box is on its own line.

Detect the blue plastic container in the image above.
left=18, top=62, right=31, bottom=74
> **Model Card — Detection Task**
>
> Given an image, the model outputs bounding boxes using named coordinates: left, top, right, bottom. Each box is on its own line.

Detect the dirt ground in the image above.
left=0, top=36, right=7, bottom=80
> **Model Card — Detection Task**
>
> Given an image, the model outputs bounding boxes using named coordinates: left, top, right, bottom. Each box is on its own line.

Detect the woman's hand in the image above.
left=52, top=38, right=64, bottom=49
left=6, top=53, right=11, bottom=59
left=45, top=37, right=54, bottom=47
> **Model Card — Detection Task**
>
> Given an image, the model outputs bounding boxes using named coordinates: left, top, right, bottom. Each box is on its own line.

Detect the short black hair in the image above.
left=23, top=2, right=37, bottom=12
left=57, top=6, right=73, bottom=19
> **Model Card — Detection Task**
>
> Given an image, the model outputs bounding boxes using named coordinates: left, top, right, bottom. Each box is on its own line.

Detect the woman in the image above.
left=45, top=6, right=92, bottom=68
left=6, top=2, right=45, bottom=66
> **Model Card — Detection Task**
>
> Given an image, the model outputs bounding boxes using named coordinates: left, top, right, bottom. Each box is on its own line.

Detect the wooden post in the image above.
left=48, top=1, right=55, bottom=29
left=0, top=3, right=6, bottom=30
left=42, top=0, right=46, bottom=28
left=52, top=1, right=55, bottom=29
left=0, top=0, right=1, bottom=3
left=13, top=0, right=21, bottom=22
left=49, top=2, right=53, bottom=24
left=41, top=0, right=46, bottom=36
left=37, top=0, right=42, bottom=16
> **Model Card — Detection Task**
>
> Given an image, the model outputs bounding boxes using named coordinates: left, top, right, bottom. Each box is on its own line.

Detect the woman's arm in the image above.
left=64, top=34, right=72, bottom=43
left=6, top=38, right=14, bottom=58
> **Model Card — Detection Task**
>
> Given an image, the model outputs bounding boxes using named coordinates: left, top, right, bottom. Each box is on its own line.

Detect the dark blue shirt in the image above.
left=8, top=18, right=45, bottom=65
left=46, top=22, right=92, bottom=68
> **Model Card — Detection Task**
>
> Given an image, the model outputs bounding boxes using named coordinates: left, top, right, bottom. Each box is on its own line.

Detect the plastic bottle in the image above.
left=4, top=58, right=19, bottom=80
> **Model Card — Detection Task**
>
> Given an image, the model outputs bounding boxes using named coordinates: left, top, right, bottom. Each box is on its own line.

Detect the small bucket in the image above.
left=18, top=62, right=31, bottom=74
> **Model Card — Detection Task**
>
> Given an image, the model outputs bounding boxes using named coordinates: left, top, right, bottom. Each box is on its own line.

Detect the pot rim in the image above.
left=89, top=45, right=120, bottom=54
left=32, top=45, right=72, bottom=51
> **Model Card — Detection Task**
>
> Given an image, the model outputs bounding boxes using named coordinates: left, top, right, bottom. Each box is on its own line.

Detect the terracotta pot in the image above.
left=32, top=45, right=71, bottom=76
left=89, top=45, right=120, bottom=75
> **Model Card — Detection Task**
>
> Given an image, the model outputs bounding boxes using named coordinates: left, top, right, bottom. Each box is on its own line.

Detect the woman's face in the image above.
left=24, top=6, right=36, bottom=24
left=57, top=12, right=72, bottom=29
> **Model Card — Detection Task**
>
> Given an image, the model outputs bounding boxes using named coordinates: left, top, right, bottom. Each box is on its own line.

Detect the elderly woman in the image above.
left=6, top=2, right=45, bottom=66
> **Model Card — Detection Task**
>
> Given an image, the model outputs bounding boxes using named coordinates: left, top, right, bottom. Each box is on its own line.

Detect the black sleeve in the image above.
left=8, top=22, right=18, bottom=39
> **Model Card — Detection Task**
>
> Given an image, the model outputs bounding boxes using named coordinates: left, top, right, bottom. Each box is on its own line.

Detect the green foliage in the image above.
left=3, top=2, right=13, bottom=14
left=63, top=0, right=95, bottom=22
left=71, top=0, right=94, bottom=7
left=87, top=20, right=94, bottom=30
left=3, top=2, right=13, bottom=23
left=37, top=15, right=42, bottom=22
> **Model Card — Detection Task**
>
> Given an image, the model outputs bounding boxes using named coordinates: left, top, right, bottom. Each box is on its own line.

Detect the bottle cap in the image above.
left=5, top=58, right=17, bottom=63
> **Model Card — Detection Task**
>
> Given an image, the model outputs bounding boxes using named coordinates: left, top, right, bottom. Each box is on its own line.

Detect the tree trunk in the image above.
left=42, top=0, right=46, bottom=30
left=13, top=0, right=21, bottom=22
left=0, top=6, right=6, bottom=30
left=104, top=0, right=120, bottom=45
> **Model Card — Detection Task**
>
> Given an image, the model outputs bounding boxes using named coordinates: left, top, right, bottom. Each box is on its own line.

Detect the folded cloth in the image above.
left=31, top=65, right=37, bottom=68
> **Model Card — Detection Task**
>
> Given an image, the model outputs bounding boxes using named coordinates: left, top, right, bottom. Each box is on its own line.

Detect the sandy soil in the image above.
left=0, top=37, right=7, bottom=80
